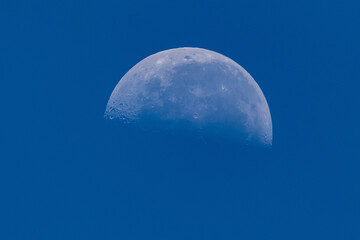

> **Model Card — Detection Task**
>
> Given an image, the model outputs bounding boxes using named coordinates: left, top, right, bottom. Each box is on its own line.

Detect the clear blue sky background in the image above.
left=1, top=0, right=360, bottom=239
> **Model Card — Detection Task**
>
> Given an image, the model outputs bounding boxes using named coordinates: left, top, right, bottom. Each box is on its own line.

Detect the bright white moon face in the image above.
left=105, top=47, right=272, bottom=146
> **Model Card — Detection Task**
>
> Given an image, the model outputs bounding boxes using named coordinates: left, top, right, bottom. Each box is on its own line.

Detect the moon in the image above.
left=105, top=47, right=272, bottom=146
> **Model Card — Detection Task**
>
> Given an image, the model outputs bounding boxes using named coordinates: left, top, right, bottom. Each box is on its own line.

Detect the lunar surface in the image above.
left=105, top=47, right=272, bottom=146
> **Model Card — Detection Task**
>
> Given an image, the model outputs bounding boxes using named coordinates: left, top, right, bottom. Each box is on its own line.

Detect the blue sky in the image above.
left=1, top=0, right=360, bottom=239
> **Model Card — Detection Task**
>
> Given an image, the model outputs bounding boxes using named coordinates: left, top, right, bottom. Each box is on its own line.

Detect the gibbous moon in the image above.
left=105, top=47, right=272, bottom=146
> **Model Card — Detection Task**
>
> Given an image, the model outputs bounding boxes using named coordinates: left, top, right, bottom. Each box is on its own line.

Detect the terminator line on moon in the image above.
left=105, top=47, right=272, bottom=146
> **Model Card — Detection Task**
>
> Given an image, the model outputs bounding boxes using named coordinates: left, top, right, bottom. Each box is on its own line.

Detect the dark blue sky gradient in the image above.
left=1, top=0, right=360, bottom=239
